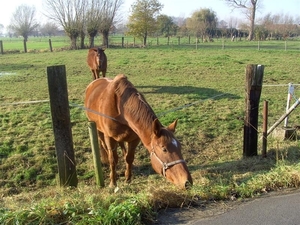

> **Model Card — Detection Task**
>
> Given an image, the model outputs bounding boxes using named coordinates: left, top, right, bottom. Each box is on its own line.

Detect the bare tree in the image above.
left=99, top=0, right=123, bottom=48
left=228, top=17, right=238, bottom=39
left=0, top=24, right=4, bottom=36
left=86, top=0, right=104, bottom=48
left=9, top=4, right=39, bottom=42
left=260, top=13, right=299, bottom=40
left=223, top=0, right=260, bottom=40
left=40, top=22, right=59, bottom=37
left=43, top=0, right=87, bottom=49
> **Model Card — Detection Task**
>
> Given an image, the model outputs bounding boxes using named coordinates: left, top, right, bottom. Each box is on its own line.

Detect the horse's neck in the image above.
left=126, top=118, right=153, bottom=149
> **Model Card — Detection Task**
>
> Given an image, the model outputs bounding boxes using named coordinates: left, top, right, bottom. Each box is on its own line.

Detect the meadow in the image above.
left=0, top=38, right=300, bottom=224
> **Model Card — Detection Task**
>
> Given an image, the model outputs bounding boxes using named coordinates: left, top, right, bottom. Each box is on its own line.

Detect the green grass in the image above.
left=0, top=42, right=300, bottom=224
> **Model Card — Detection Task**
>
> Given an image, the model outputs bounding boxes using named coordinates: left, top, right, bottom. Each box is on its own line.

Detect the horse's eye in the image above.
left=162, top=147, right=167, bottom=153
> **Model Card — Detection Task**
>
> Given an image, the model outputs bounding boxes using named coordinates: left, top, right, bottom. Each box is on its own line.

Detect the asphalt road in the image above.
left=156, top=189, right=300, bottom=225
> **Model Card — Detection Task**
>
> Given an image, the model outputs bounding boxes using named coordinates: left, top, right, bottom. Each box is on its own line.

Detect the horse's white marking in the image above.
left=172, top=138, right=178, bottom=147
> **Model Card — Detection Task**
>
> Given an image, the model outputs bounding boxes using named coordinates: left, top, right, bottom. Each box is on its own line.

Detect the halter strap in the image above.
left=150, top=151, right=186, bottom=177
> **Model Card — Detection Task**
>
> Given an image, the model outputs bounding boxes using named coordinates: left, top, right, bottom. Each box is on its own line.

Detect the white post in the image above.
left=284, top=83, right=294, bottom=127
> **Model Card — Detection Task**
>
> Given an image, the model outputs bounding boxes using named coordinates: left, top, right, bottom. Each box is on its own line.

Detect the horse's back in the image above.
left=84, top=75, right=138, bottom=142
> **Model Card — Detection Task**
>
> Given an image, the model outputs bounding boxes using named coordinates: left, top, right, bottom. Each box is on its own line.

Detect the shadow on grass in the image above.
left=136, top=85, right=240, bottom=100
left=188, top=141, right=300, bottom=193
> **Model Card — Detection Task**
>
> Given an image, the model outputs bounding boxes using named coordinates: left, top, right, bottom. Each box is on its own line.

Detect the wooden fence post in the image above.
left=47, top=65, right=78, bottom=187
left=88, top=121, right=105, bottom=187
left=262, top=100, right=268, bottom=157
left=243, top=64, right=264, bottom=157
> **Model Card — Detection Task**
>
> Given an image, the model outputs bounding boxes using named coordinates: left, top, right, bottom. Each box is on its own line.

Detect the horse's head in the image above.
left=97, top=48, right=106, bottom=69
left=149, top=119, right=193, bottom=189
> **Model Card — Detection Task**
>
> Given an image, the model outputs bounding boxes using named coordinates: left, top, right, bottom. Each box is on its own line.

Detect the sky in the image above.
left=0, top=0, right=299, bottom=30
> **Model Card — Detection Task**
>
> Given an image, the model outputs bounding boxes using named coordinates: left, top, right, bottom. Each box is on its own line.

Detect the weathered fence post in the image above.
left=47, top=65, right=78, bottom=187
left=49, top=39, right=53, bottom=52
left=0, top=40, right=3, bottom=54
left=121, top=37, right=124, bottom=48
left=243, top=64, right=264, bottom=157
left=284, top=83, right=294, bottom=128
left=262, top=100, right=268, bottom=157
left=88, top=121, right=105, bottom=187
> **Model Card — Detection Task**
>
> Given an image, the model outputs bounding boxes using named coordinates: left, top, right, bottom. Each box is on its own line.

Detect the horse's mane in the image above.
left=113, top=75, right=158, bottom=128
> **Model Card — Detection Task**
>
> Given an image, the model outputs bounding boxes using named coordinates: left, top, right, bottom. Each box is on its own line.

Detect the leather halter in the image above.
left=150, top=148, right=186, bottom=177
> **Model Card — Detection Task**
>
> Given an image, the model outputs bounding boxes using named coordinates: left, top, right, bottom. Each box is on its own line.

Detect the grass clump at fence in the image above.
left=0, top=45, right=300, bottom=224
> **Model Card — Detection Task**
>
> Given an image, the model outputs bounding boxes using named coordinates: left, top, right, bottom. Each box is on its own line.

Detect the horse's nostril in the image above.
left=185, top=181, right=192, bottom=190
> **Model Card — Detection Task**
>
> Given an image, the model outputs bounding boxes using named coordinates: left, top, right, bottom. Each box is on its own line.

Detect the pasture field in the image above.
left=0, top=44, right=300, bottom=224
left=1, top=35, right=300, bottom=52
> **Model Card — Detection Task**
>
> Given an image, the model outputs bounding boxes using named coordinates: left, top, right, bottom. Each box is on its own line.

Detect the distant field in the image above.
left=0, top=45, right=300, bottom=224
left=1, top=35, right=300, bottom=52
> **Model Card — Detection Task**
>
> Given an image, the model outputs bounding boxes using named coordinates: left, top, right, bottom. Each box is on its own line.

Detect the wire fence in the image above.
left=1, top=36, right=300, bottom=53
left=1, top=83, right=299, bottom=129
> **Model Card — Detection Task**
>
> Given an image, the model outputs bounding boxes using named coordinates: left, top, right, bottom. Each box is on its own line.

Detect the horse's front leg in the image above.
left=104, top=135, right=118, bottom=187
left=91, top=69, right=97, bottom=80
left=124, top=139, right=140, bottom=183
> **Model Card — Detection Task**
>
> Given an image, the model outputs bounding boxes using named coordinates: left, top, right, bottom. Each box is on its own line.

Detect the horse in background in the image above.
left=87, top=47, right=107, bottom=79
left=84, top=74, right=193, bottom=189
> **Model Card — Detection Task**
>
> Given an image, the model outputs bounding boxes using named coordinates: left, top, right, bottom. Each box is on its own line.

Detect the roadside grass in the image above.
left=0, top=44, right=300, bottom=224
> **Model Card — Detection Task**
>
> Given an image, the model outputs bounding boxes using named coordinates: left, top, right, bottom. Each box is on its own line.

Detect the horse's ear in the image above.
left=167, top=119, right=178, bottom=133
left=152, top=118, right=162, bottom=137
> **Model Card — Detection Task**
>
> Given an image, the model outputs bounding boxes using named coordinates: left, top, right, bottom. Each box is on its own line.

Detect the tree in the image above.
left=156, top=14, right=178, bottom=37
left=43, top=0, right=87, bottom=49
left=98, top=0, right=123, bottom=48
left=126, top=0, right=163, bottom=46
left=0, top=24, right=4, bottom=36
left=260, top=13, right=299, bottom=40
left=223, top=0, right=259, bottom=40
left=40, top=22, right=59, bottom=37
left=186, top=8, right=217, bottom=42
left=86, top=0, right=104, bottom=48
left=9, top=4, right=39, bottom=41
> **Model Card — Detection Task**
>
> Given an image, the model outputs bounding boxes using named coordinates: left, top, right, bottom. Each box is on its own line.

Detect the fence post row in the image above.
left=243, top=64, right=264, bottom=157
left=47, top=65, right=78, bottom=187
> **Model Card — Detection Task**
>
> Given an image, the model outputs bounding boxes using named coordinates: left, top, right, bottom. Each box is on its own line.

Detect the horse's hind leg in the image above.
left=98, top=131, right=109, bottom=164
left=124, top=139, right=140, bottom=183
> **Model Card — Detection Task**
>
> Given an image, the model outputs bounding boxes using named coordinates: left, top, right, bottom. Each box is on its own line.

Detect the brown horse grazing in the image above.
left=87, top=47, right=107, bottom=79
left=84, top=74, right=193, bottom=189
